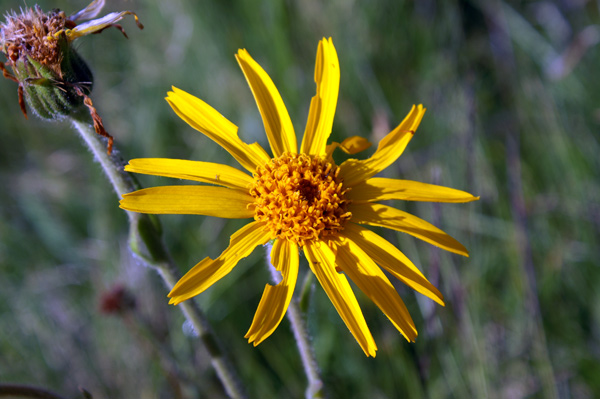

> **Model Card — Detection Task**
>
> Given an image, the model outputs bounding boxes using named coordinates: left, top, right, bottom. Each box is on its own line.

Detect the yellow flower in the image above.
left=120, top=38, right=479, bottom=357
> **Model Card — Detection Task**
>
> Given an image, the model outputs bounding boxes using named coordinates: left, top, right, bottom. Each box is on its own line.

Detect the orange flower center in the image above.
left=250, top=153, right=351, bottom=246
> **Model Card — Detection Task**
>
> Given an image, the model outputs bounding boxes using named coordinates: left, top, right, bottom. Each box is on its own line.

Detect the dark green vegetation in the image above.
left=0, top=0, right=598, bottom=397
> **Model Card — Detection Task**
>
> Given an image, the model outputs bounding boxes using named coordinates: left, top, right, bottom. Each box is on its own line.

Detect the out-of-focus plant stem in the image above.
left=70, top=110, right=247, bottom=399
left=0, top=384, right=68, bottom=399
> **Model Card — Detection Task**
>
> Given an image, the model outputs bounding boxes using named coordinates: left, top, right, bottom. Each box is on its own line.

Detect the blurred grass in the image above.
left=1, top=0, right=599, bottom=397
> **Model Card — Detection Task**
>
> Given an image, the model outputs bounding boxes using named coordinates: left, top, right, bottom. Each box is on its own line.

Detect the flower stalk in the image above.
left=286, top=302, right=325, bottom=399
left=264, top=242, right=325, bottom=399
left=1, top=1, right=246, bottom=396
left=69, top=109, right=247, bottom=399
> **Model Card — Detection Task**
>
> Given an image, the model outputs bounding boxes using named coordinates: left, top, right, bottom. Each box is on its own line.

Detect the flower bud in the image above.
left=1, top=0, right=143, bottom=153
left=2, top=7, right=87, bottom=119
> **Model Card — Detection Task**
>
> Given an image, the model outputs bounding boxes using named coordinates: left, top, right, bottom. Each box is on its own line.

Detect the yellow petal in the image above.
left=348, top=177, right=480, bottom=204
left=166, top=87, right=270, bottom=173
left=343, top=224, right=444, bottom=306
left=332, top=235, right=417, bottom=342
left=119, top=186, right=254, bottom=218
left=339, top=105, right=426, bottom=187
left=125, top=158, right=253, bottom=191
left=350, top=203, right=469, bottom=257
left=168, top=221, right=270, bottom=304
left=300, top=38, right=340, bottom=157
left=325, top=136, right=372, bottom=158
left=304, top=241, right=377, bottom=357
left=65, top=10, right=143, bottom=40
left=245, top=240, right=299, bottom=346
left=70, top=0, right=105, bottom=21
left=236, top=49, right=297, bottom=157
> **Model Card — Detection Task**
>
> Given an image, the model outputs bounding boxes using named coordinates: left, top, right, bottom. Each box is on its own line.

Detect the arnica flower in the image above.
left=0, top=0, right=142, bottom=153
left=120, top=38, right=479, bottom=357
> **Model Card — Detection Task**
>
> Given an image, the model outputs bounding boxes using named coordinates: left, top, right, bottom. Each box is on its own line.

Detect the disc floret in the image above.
left=250, top=152, right=351, bottom=246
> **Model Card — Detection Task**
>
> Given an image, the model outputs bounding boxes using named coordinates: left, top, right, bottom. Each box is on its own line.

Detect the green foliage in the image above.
left=1, top=0, right=599, bottom=397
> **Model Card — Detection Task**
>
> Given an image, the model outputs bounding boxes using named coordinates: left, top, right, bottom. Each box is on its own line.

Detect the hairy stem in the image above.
left=264, top=243, right=325, bottom=399
left=70, top=111, right=247, bottom=399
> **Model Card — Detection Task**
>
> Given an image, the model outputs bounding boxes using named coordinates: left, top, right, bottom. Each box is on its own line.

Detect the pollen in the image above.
left=250, top=152, right=351, bottom=246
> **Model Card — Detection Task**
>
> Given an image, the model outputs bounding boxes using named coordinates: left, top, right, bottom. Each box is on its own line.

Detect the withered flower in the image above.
left=0, top=0, right=143, bottom=153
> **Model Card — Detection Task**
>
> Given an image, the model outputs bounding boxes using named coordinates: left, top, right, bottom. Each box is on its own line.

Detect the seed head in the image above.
left=0, top=0, right=143, bottom=153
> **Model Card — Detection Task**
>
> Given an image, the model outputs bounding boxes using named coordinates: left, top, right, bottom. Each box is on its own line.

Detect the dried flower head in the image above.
left=0, top=0, right=143, bottom=153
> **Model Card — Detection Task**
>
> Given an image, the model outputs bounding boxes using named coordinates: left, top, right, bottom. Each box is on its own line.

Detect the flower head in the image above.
left=0, top=0, right=143, bottom=153
left=120, top=38, right=479, bottom=356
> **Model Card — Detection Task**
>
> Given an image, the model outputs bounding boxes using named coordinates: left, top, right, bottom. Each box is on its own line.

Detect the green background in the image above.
left=1, top=0, right=599, bottom=397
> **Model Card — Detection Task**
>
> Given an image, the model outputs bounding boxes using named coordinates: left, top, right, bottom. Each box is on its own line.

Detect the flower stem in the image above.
left=287, top=301, right=325, bottom=399
left=69, top=111, right=247, bottom=399
left=264, top=243, right=325, bottom=399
